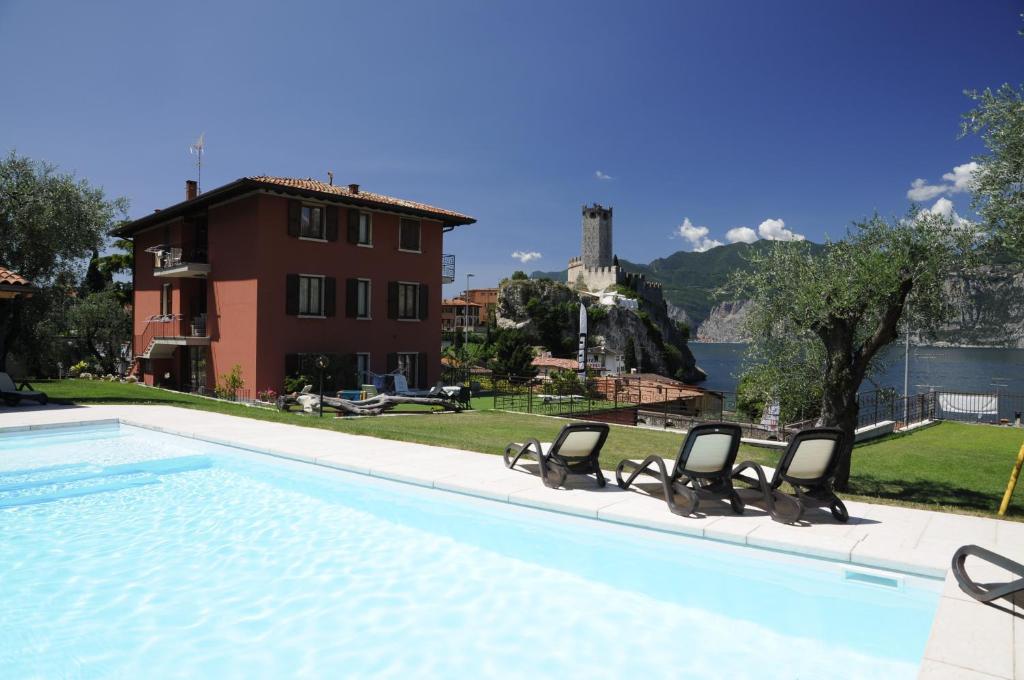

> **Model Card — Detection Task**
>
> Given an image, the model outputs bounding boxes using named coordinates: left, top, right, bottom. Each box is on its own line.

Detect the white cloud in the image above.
left=511, top=250, right=542, bottom=263
left=907, top=178, right=948, bottom=202
left=757, top=218, right=805, bottom=241
left=927, top=197, right=956, bottom=219
left=594, top=170, right=613, bottom=181
left=942, top=161, right=979, bottom=193
left=674, top=218, right=723, bottom=252
left=725, top=226, right=758, bottom=244
left=906, top=161, right=979, bottom=201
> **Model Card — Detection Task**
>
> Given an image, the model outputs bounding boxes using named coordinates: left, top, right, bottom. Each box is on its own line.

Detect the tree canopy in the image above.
left=729, top=211, right=974, bottom=488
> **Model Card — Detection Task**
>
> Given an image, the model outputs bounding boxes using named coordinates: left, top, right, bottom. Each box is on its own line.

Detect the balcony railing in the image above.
left=147, top=245, right=210, bottom=278
left=442, top=253, right=455, bottom=284
left=134, top=313, right=209, bottom=358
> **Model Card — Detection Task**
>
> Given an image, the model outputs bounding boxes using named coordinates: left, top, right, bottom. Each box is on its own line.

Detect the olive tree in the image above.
left=0, top=152, right=127, bottom=371
left=728, top=212, right=974, bottom=489
left=962, top=83, right=1024, bottom=259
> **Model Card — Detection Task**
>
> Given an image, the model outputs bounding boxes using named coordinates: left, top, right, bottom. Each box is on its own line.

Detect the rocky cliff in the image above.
left=695, top=301, right=753, bottom=343
left=498, top=279, right=705, bottom=381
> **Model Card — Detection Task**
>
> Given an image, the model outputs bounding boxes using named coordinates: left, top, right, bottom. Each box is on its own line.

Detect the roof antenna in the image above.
left=327, top=170, right=334, bottom=186
left=189, top=132, right=205, bottom=193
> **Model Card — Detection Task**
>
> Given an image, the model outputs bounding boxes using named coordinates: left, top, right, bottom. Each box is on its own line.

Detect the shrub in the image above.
left=215, top=364, right=245, bottom=400
left=283, top=374, right=314, bottom=394
left=79, top=372, right=94, bottom=380
left=257, top=388, right=278, bottom=402
left=69, top=360, right=89, bottom=378
left=125, top=375, right=138, bottom=383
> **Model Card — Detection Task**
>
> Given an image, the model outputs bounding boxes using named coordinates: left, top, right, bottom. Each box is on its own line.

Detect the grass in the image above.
left=30, top=380, right=1024, bottom=518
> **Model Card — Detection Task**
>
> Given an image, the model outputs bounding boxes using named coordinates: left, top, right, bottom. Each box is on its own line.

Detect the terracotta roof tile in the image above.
left=532, top=357, right=579, bottom=370
left=248, top=176, right=475, bottom=223
left=0, top=266, right=33, bottom=287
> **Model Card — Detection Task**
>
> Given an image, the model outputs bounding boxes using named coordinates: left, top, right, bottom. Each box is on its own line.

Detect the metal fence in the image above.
left=486, top=371, right=1024, bottom=439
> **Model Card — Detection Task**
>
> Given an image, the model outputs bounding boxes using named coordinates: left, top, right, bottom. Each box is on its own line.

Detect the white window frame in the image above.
left=396, top=281, right=420, bottom=321
left=299, top=204, right=327, bottom=242
left=398, top=218, right=421, bottom=253
left=357, top=212, right=373, bottom=247
left=355, top=352, right=371, bottom=386
left=356, top=278, right=372, bottom=320
left=398, top=352, right=419, bottom=388
left=298, top=273, right=326, bottom=318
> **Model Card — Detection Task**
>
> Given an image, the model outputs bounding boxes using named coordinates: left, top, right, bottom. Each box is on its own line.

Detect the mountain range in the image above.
left=532, top=241, right=1024, bottom=348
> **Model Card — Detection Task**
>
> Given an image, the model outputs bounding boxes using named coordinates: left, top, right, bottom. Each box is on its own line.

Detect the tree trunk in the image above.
left=277, top=393, right=463, bottom=416
left=817, top=381, right=860, bottom=491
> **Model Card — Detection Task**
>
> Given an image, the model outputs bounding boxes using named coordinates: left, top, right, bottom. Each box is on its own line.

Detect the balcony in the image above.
left=442, top=253, right=455, bottom=284
left=134, top=314, right=210, bottom=359
left=147, top=245, right=210, bottom=278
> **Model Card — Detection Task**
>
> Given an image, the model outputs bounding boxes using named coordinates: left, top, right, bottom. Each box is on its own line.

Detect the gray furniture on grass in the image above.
left=953, top=544, right=1024, bottom=603
left=731, top=427, right=848, bottom=524
left=504, top=422, right=610, bottom=489
left=0, top=372, right=47, bottom=406
left=615, top=422, right=744, bottom=516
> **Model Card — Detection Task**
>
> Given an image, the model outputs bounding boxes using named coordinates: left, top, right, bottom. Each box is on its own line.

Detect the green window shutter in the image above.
left=347, top=209, right=360, bottom=243
left=285, top=274, right=299, bottom=315
left=325, top=207, right=339, bottom=241
left=287, top=200, right=301, bottom=237
left=418, top=283, right=429, bottom=320
left=387, top=281, right=399, bottom=319
left=324, top=277, right=337, bottom=317
left=346, top=279, right=358, bottom=318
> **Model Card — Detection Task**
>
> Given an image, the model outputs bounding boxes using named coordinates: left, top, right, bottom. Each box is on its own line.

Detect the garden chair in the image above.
left=0, top=372, right=48, bottom=406
left=615, top=422, right=744, bottom=516
left=504, top=422, right=609, bottom=489
left=731, top=427, right=848, bottom=524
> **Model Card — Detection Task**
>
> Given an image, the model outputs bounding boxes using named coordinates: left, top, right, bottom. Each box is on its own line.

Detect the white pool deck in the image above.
left=2, top=404, right=1022, bottom=679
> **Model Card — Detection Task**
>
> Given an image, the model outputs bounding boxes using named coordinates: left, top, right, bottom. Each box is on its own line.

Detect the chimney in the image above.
left=348, top=183, right=359, bottom=194
left=185, top=180, right=198, bottom=201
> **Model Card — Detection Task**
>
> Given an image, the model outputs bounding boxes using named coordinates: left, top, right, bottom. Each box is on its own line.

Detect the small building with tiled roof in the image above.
left=441, top=297, right=484, bottom=332
left=0, top=266, right=37, bottom=299
left=115, top=176, right=475, bottom=395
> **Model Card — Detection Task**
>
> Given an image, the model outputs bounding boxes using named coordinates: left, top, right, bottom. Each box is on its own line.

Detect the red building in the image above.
left=115, top=176, right=475, bottom=396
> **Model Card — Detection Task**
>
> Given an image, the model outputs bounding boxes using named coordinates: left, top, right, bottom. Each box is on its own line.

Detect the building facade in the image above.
left=463, top=288, right=498, bottom=322
left=440, top=298, right=484, bottom=332
left=117, top=177, right=475, bottom=396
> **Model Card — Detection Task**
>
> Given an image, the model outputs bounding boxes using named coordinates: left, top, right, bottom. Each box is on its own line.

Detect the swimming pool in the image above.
left=1, top=423, right=939, bottom=678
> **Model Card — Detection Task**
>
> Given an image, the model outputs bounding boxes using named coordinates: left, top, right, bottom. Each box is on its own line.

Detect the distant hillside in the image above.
left=530, top=242, right=1023, bottom=347
left=531, top=241, right=824, bottom=328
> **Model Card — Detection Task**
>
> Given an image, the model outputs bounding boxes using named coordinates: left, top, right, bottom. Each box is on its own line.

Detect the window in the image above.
left=299, top=275, right=324, bottom=316
left=357, top=213, right=372, bottom=245
left=161, top=283, right=172, bottom=316
left=399, top=218, right=421, bottom=252
left=300, top=205, right=325, bottom=239
left=397, top=282, right=419, bottom=319
left=355, top=353, right=371, bottom=386
left=398, top=352, right=419, bottom=388
left=356, top=279, right=371, bottom=319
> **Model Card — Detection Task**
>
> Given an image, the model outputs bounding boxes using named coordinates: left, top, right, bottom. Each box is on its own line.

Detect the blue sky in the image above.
left=2, top=1, right=1022, bottom=292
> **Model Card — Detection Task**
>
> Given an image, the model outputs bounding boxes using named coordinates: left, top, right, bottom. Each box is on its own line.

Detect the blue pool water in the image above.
left=0, top=424, right=940, bottom=679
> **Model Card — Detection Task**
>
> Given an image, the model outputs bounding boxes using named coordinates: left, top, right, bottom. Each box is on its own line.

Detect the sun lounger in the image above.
left=952, top=545, right=1024, bottom=603
left=504, top=422, right=609, bottom=488
left=0, top=372, right=47, bottom=406
left=731, top=427, right=848, bottom=524
left=615, top=422, right=744, bottom=516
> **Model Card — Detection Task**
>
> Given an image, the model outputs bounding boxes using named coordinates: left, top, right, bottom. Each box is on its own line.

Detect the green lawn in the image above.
left=27, top=380, right=1024, bottom=518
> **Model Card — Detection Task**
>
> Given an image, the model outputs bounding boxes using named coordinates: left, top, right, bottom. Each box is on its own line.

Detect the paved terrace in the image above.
left=1, top=404, right=1022, bottom=679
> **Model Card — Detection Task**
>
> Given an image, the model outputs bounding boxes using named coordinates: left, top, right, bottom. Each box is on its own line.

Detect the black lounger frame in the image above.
left=953, top=544, right=1024, bottom=603
left=732, top=427, right=848, bottom=524
left=503, top=422, right=610, bottom=489
left=614, top=422, right=744, bottom=516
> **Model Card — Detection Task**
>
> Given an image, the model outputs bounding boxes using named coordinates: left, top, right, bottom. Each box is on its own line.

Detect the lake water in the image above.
left=690, top=343, right=1024, bottom=396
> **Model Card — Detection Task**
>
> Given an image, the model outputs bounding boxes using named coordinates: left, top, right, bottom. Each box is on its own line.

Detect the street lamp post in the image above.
left=315, top=354, right=329, bottom=418
left=464, top=273, right=475, bottom=348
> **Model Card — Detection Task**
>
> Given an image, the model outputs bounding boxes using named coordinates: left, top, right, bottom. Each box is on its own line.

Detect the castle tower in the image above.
left=581, top=204, right=613, bottom=268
